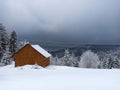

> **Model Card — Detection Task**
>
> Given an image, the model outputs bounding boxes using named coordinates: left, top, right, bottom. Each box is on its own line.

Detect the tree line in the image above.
left=0, top=23, right=120, bottom=69
left=50, top=48, right=120, bottom=69
left=0, top=24, right=19, bottom=66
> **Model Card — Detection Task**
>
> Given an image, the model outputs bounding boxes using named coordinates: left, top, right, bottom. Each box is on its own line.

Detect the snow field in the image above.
left=0, top=65, right=120, bottom=90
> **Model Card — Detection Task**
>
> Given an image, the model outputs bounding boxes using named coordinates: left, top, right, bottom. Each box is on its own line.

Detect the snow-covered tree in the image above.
left=9, top=30, right=17, bottom=53
left=61, top=49, right=73, bottom=66
left=50, top=55, right=54, bottom=65
left=79, top=50, right=99, bottom=68
left=59, top=49, right=77, bottom=66
left=0, top=24, right=9, bottom=53
left=102, top=53, right=120, bottom=69
left=69, top=52, right=79, bottom=67
left=50, top=55, right=58, bottom=65
left=0, top=47, right=12, bottom=65
left=17, top=40, right=29, bottom=50
left=54, top=55, right=60, bottom=65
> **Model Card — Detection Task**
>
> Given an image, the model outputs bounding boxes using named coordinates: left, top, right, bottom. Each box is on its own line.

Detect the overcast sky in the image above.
left=0, top=0, right=120, bottom=44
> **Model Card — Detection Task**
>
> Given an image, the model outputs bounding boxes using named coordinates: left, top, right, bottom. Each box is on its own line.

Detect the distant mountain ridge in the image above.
left=45, top=44, right=120, bottom=58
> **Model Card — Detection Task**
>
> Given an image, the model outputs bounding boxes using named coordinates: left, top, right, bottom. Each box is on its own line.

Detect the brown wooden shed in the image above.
left=12, top=44, right=51, bottom=67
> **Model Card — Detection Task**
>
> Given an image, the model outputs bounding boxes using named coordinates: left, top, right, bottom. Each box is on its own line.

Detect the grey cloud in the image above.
left=0, top=0, right=120, bottom=44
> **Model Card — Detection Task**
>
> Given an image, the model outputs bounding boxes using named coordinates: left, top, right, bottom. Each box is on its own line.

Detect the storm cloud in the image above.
left=0, top=0, right=120, bottom=44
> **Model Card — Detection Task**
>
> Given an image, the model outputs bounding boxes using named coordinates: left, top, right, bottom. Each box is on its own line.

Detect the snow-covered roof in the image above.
left=31, top=45, right=51, bottom=58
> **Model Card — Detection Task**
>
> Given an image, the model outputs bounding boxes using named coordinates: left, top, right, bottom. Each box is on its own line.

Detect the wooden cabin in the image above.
left=12, top=44, right=51, bottom=67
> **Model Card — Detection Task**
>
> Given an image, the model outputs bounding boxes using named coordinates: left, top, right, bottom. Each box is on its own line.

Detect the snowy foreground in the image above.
left=0, top=65, right=120, bottom=90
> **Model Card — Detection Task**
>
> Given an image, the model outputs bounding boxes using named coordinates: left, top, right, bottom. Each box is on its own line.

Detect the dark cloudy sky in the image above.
left=0, top=0, right=120, bottom=44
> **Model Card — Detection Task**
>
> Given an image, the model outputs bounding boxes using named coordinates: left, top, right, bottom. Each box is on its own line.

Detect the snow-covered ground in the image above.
left=0, top=65, right=120, bottom=90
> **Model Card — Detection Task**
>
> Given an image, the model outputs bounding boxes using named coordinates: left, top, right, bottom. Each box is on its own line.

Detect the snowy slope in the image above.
left=0, top=65, right=120, bottom=90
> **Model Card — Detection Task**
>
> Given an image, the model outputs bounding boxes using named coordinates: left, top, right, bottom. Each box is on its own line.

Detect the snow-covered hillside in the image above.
left=0, top=65, right=120, bottom=90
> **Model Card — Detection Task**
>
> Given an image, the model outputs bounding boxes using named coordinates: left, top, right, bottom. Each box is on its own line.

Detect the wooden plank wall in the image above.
left=13, top=45, right=50, bottom=67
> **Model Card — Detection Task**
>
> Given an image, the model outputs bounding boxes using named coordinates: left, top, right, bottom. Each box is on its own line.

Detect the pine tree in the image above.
left=9, top=30, right=17, bottom=53
left=50, top=55, right=59, bottom=65
left=70, top=52, right=78, bottom=67
left=54, top=55, right=59, bottom=65
left=102, top=53, right=120, bottom=69
left=107, top=58, right=113, bottom=69
left=0, top=24, right=9, bottom=53
left=0, top=47, right=12, bottom=65
left=17, top=40, right=29, bottom=50
left=63, top=49, right=73, bottom=66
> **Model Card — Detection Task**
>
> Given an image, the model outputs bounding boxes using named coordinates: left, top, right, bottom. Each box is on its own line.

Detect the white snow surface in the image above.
left=31, top=45, right=51, bottom=58
left=0, top=65, right=120, bottom=90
